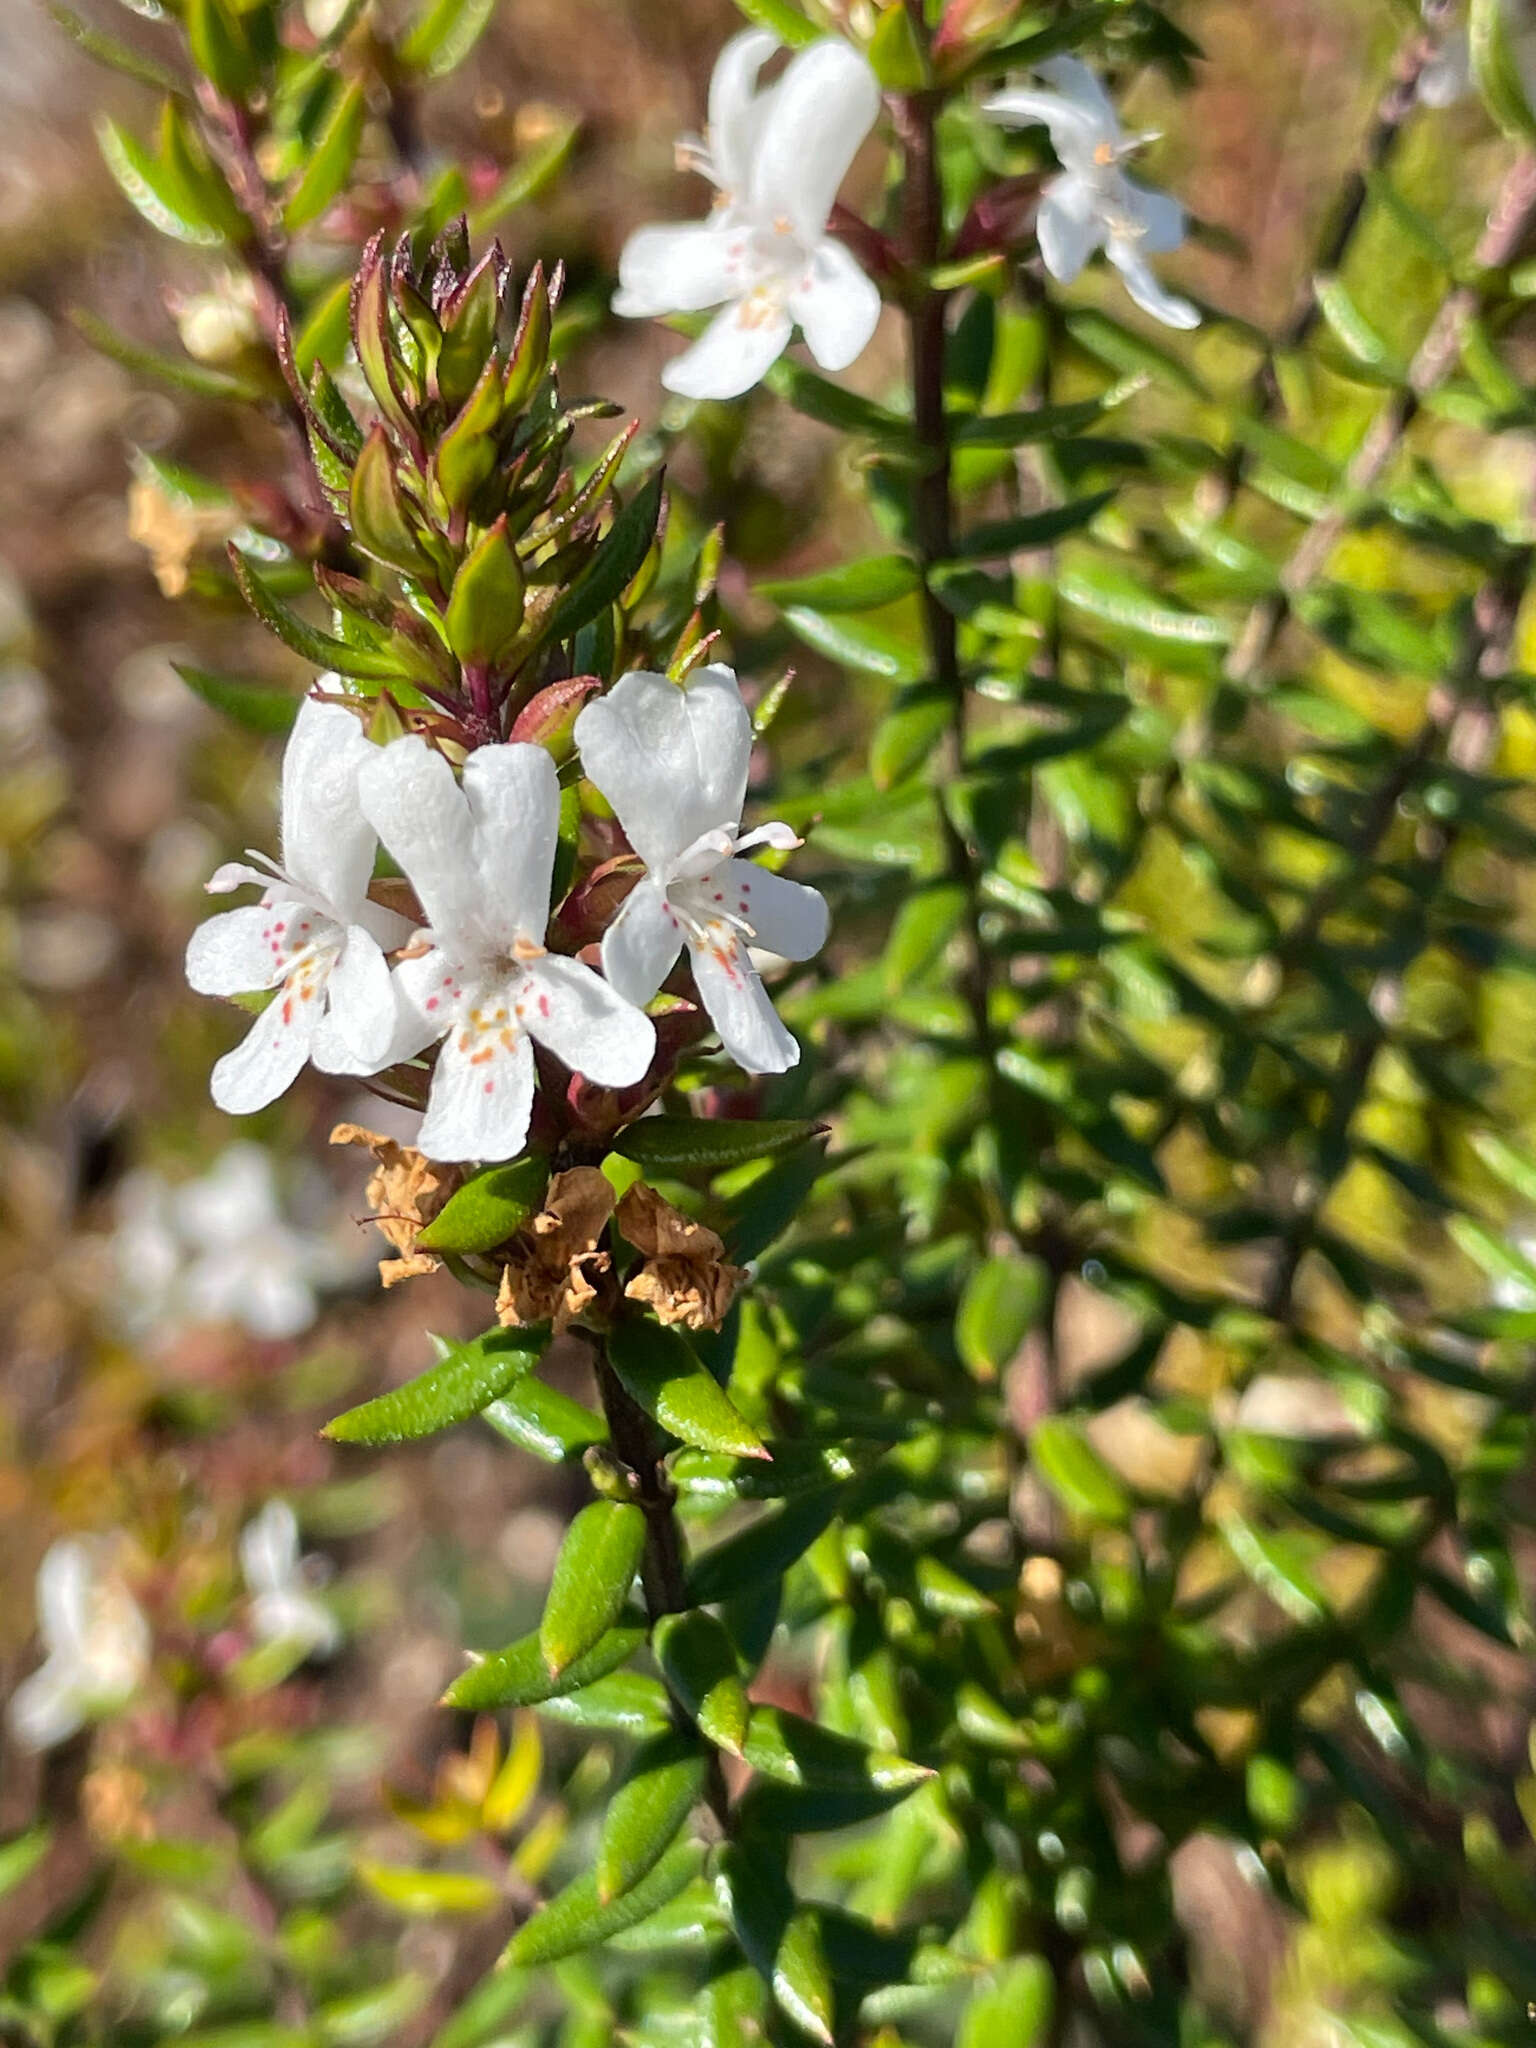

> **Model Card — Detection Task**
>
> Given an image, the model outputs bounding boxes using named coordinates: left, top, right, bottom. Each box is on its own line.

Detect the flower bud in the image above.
left=349, top=424, right=439, bottom=580
left=445, top=516, right=526, bottom=666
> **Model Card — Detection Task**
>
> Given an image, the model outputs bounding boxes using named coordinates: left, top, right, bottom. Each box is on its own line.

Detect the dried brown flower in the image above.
left=617, top=1182, right=745, bottom=1333
left=331, top=1123, right=461, bottom=1286
left=126, top=476, right=236, bottom=599
left=496, top=1167, right=616, bottom=1333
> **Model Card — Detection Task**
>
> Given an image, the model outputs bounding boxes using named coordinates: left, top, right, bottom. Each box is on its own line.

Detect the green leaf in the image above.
left=1028, top=1416, right=1130, bottom=1523
left=595, top=1732, right=707, bottom=1903
left=442, top=1622, right=644, bottom=1711
left=173, top=663, right=299, bottom=734
left=96, top=113, right=223, bottom=245
left=756, top=555, right=922, bottom=612
left=324, top=1328, right=542, bottom=1446
left=534, top=1670, right=672, bottom=1736
left=541, top=470, right=665, bottom=646
left=952, top=491, right=1116, bottom=559
left=871, top=683, right=950, bottom=791
left=283, top=79, right=368, bottom=231
left=1058, top=562, right=1232, bottom=646
left=951, top=399, right=1106, bottom=447
left=1472, top=0, right=1536, bottom=139
left=955, top=1254, right=1048, bottom=1380
left=1220, top=1513, right=1329, bottom=1625
left=481, top=1376, right=607, bottom=1464
left=652, top=1609, right=750, bottom=1755
left=884, top=884, right=965, bottom=993
left=869, top=0, right=929, bottom=88
left=356, top=1861, right=501, bottom=1917
left=958, top=1957, right=1055, bottom=2048
left=728, top=0, right=820, bottom=48
left=72, top=307, right=266, bottom=402
left=1064, top=308, right=1208, bottom=396
left=687, top=1489, right=842, bottom=1606
left=294, top=274, right=354, bottom=373
left=772, top=1909, right=836, bottom=2045
left=507, top=1842, right=703, bottom=1968
left=416, top=1155, right=547, bottom=1254
left=763, top=356, right=909, bottom=437
left=401, top=0, right=498, bottom=75
left=1470, top=1130, right=1536, bottom=1205
left=540, top=1500, right=647, bottom=1676
left=613, top=1115, right=824, bottom=1173
left=781, top=605, right=926, bottom=681
left=47, top=5, right=184, bottom=93
left=185, top=0, right=254, bottom=98
left=1450, top=1214, right=1536, bottom=1297
left=1312, top=274, right=1405, bottom=381
left=0, top=1827, right=50, bottom=1899
left=607, top=1320, right=767, bottom=1460
left=741, top=1707, right=931, bottom=1794
left=229, top=549, right=404, bottom=679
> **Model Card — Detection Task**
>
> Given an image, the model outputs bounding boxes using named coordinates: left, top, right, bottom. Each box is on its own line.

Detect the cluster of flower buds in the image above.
left=259, top=218, right=651, bottom=751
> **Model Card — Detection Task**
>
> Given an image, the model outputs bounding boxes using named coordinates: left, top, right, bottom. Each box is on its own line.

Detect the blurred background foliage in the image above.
left=2, top=0, right=1536, bottom=2044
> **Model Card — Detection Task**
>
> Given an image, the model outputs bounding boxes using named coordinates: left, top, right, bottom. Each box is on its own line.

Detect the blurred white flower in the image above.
left=240, top=1501, right=340, bottom=1658
left=614, top=30, right=883, bottom=399
left=172, top=271, right=260, bottom=365
left=357, top=737, right=656, bottom=1163
left=7, top=1538, right=150, bottom=1752
left=984, top=55, right=1200, bottom=330
left=1418, top=27, right=1473, bottom=107
left=115, top=1142, right=353, bottom=1342
left=575, top=666, right=828, bottom=1074
left=186, top=692, right=413, bottom=1115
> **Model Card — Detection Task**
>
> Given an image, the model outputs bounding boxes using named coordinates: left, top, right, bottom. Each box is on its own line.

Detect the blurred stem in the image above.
left=895, top=83, right=1004, bottom=1174
left=593, top=1344, right=688, bottom=1618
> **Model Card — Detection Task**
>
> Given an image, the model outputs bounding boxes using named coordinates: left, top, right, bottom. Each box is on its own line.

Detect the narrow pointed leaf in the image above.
left=608, top=1321, right=767, bottom=1460
left=540, top=1500, right=647, bottom=1676
left=324, top=1329, right=542, bottom=1445
left=481, top=1377, right=607, bottom=1464
left=595, top=1733, right=707, bottom=1904
left=613, top=1116, right=824, bottom=1173
left=652, top=1609, right=751, bottom=1755
left=442, top=1622, right=643, bottom=1711
left=416, top=1156, right=548, bottom=1254
left=506, top=1835, right=703, bottom=1966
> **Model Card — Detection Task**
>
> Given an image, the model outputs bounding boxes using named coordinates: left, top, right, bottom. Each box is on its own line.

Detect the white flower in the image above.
left=116, top=1144, right=351, bottom=1342
left=7, top=1539, right=151, bottom=1752
left=984, top=55, right=1200, bottom=331
left=240, top=1501, right=340, bottom=1658
left=574, top=666, right=828, bottom=1074
left=358, top=738, right=657, bottom=1163
left=186, top=691, right=413, bottom=1115
left=614, top=30, right=883, bottom=400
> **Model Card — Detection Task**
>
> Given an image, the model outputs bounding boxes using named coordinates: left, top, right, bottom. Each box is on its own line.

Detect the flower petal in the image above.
left=523, top=953, right=657, bottom=1088
left=688, top=927, right=799, bottom=1073
left=359, top=736, right=483, bottom=950
left=661, top=294, right=794, bottom=399
left=788, top=237, right=882, bottom=372
left=613, top=221, right=745, bottom=319
left=750, top=38, right=880, bottom=245
left=6, top=1659, right=85, bottom=1751
left=602, top=877, right=685, bottom=1005
left=279, top=691, right=379, bottom=917
left=419, top=1018, right=536, bottom=1164
left=575, top=665, right=753, bottom=874
left=240, top=1501, right=299, bottom=1598
left=722, top=858, right=828, bottom=961
left=462, top=742, right=558, bottom=952
left=310, top=928, right=400, bottom=1074
left=251, top=1587, right=339, bottom=1656
left=176, top=1143, right=280, bottom=1249
left=36, top=1540, right=93, bottom=1657
left=982, top=80, right=1111, bottom=168
left=708, top=26, right=780, bottom=194
left=1124, top=178, right=1187, bottom=257
left=186, top=903, right=281, bottom=997
left=1106, top=235, right=1200, bottom=330
left=1036, top=172, right=1103, bottom=284
left=208, top=990, right=319, bottom=1115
